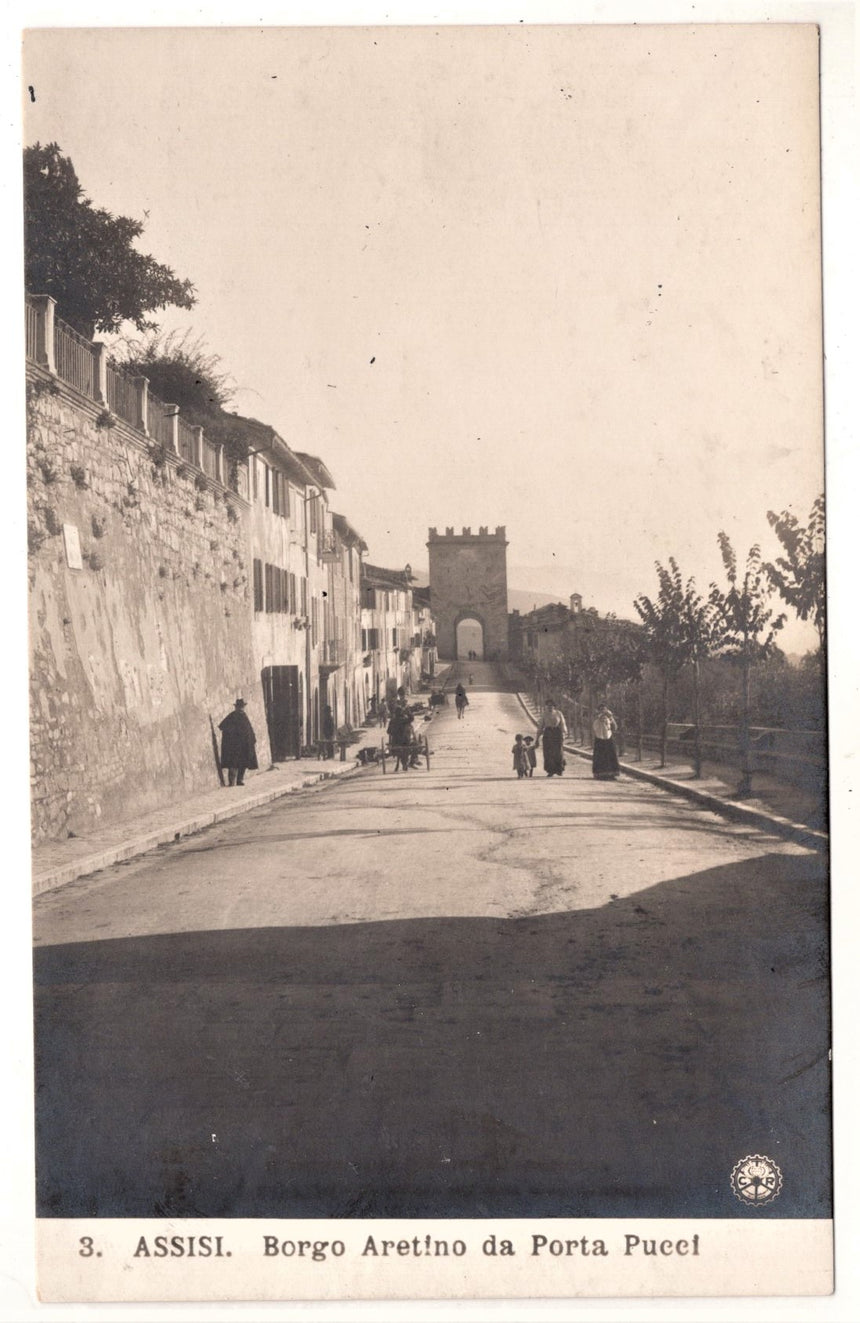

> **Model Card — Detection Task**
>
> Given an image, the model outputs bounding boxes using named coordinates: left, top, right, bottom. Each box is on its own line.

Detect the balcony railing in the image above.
left=53, top=315, right=95, bottom=397
left=320, top=638, right=345, bottom=668
left=147, top=393, right=175, bottom=449
left=105, top=364, right=139, bottom=427
left=25, top=300, right=39, bottom=361
left=177, top=417, right=197, bottom=465
left=26, top=293, right=244, bottom=498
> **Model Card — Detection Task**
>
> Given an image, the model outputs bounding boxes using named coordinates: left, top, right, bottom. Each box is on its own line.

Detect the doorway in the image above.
left=262, top=666, right=303, bottom=760
left=456, top=617, right=484, bottom=660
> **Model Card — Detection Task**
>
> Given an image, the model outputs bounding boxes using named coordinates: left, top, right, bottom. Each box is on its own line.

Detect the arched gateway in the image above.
left=427, top=526, right=509, bottom=661
left=455, top=616, right=484, bottom=660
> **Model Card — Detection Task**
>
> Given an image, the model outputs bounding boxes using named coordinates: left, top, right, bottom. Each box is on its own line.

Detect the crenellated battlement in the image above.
left=427, top=524, right=507, bottom=544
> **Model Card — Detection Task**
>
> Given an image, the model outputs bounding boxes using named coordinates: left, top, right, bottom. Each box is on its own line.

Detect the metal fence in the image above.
left=202, top=438, right=220, bottom=482
left=26, top=296, right=245, bottom=497
left=147, top=393, right=174, bottom=449
left=105, top=365, right=139, bottom=427
left=25, top=301, right=39, bottom=361
left=53, top=316, right=94, bottom=398
left=177, top=418, right=197, bottom=465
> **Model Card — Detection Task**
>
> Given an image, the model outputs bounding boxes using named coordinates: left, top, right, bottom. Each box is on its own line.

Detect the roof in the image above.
left=228, top=415, right=319, bottom=486
left=332, top=511, right=367, bottom=551
left=362, top=562, right=413, bottom=590
left=294, top=452, right=336, bottom=490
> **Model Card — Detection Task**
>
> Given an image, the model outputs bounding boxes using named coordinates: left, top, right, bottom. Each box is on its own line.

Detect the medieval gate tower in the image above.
left=427, top=526, right=509, bottom=661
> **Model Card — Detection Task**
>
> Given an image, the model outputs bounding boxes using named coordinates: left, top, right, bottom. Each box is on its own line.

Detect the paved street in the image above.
left=34, top=665, right=830, bottom=1219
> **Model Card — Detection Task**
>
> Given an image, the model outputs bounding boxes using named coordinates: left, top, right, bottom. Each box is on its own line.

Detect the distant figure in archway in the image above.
left=535, top=700, right=567, bottom=776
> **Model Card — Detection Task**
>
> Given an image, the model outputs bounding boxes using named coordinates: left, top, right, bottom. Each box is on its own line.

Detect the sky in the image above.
left=22, top=23, right=825, bottom=648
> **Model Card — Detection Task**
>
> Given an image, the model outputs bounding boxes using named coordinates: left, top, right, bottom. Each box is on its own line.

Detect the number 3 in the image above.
left=78, top=1237, right=94, bottom=1257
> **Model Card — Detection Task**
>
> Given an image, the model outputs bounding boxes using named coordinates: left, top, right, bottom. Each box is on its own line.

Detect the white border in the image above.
left=2, top=3, right=856, bottom=1321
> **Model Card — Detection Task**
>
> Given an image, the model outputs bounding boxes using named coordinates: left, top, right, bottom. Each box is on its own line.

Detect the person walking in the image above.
left=512, top=734, right=530, bottom=778
left=322, top=704, right=336, bottom=759
left=387, top=701, right=414, bottom=772
left=218, top=698, right=258, bottom=787
left=378, top=697, right=389, bottom=728
left=592, top=704, right=620, bottom=780
left=455, top=683, right=469, bottom=719
left=524, top=735, right=537, bottom=777
left=535, top=700, right=568, bottom=776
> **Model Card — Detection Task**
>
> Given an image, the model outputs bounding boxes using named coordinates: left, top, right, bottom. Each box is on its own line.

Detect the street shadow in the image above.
left=34, top=852, right=830, bottom=1220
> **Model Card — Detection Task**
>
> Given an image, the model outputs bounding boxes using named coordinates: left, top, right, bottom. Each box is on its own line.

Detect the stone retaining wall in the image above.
left=27, top=366, right=264, bottom=845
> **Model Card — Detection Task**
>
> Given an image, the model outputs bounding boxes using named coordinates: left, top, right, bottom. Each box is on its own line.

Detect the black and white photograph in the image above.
left=8, top=2, right=854, bottom=1309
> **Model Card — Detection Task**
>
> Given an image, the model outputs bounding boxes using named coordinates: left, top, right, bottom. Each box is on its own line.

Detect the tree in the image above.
left=634, top=559, right=717, bottom=774
left=112, top=329, right=233, bottom=419
left=709, top=535, right=786, bottom=796
left=764, top=495, right=826, bottom=653
left=24, top=142, right=195, bottom=338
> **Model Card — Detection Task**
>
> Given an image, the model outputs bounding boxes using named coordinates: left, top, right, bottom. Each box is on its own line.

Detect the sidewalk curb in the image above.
left=32, top=761, right=365, bottom=897
left=515, top=693, right=827, bottom=853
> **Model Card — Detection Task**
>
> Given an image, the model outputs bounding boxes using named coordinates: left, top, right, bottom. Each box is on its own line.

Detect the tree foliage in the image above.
left=635, top=559, right=719, bottom=771
left=708, top=534, right=785, bottom=794
left=570, top=618, right=646, bottom=697
left=24, top=142, right=195, bottom=337
left=764, top=495, right=826, bottom=651
left=634, top=559, right=715, bottom=677
left=112, top=330, right=255, bottom=464
left=708, top=535, right=785, bottom=666
left=113, top=329, right=233, bottom=421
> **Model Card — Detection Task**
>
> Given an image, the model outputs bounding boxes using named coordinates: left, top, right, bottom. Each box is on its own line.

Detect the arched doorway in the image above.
left=456, top=617, right=484, bottom=660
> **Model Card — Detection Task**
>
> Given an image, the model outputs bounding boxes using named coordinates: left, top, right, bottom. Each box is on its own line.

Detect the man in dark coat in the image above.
left=322, top=704, right=336, bottom=760
left=219, top=698, right=258, bottom=786
left=387, top=702, right=414, bottom=772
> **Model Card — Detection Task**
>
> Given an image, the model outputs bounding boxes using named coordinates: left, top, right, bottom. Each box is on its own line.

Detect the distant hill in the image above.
left=507, top=587, right=569, bottom=614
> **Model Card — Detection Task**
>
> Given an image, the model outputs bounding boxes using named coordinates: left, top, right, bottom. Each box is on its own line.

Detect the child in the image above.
left=512, top=734, right=530, bottom=778
left=524, top=735, right=537, bottom=777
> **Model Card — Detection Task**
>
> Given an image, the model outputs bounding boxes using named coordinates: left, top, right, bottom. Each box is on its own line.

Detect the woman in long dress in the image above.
left=535, top=700, right=567, bottom=776
left=592, top=704, right=620, bottom=780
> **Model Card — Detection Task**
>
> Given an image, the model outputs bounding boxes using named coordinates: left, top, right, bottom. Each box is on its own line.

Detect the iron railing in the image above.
left=25, top=300, right=39, bottom=361
left=202, top=438, right=220, bottom=482
left=147, top=393, right=174, bottom=449
left=26, top=294, right=245, bottom=498
left=105, top=364, right=139, bottom=427
left=177, top=418, right=197, bottom=465
left=53, top=315, right=95, bottom=398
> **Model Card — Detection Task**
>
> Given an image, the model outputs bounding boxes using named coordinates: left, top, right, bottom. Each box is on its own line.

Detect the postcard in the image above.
left=20, top=16, right=835, bottom=1307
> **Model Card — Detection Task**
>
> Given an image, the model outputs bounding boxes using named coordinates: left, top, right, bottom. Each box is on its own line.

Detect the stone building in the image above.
left=427, top=525, right=509, bottom=660
left=360, top=564, right=427, bottom=709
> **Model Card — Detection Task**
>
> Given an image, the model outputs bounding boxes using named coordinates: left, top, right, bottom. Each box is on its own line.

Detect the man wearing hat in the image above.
left=218, top=698, right=258, bottom=786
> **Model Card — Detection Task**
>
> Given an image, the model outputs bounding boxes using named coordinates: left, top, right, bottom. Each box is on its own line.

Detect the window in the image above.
left=289, top=572, right=297, bottom=615
left=264, top=563, right=274, bottom=612
left=308, top=496, right=318, bottom=533
left=253, top=559, right=263, bottom=612
left=252, top=458, right=259, bottom=503
left=300, top=577, right=308, bottom=616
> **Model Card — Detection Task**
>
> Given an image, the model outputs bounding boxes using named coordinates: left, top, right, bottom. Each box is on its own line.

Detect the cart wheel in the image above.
left=380, top=740, right=387, bottom=773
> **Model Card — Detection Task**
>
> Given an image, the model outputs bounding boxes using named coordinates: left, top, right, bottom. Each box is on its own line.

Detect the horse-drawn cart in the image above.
left=380, top=734, right=433, bottom=773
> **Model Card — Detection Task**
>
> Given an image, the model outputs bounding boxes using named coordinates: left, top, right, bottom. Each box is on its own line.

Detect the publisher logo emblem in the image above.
left=730, top=1155, right=783, bottom=1206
